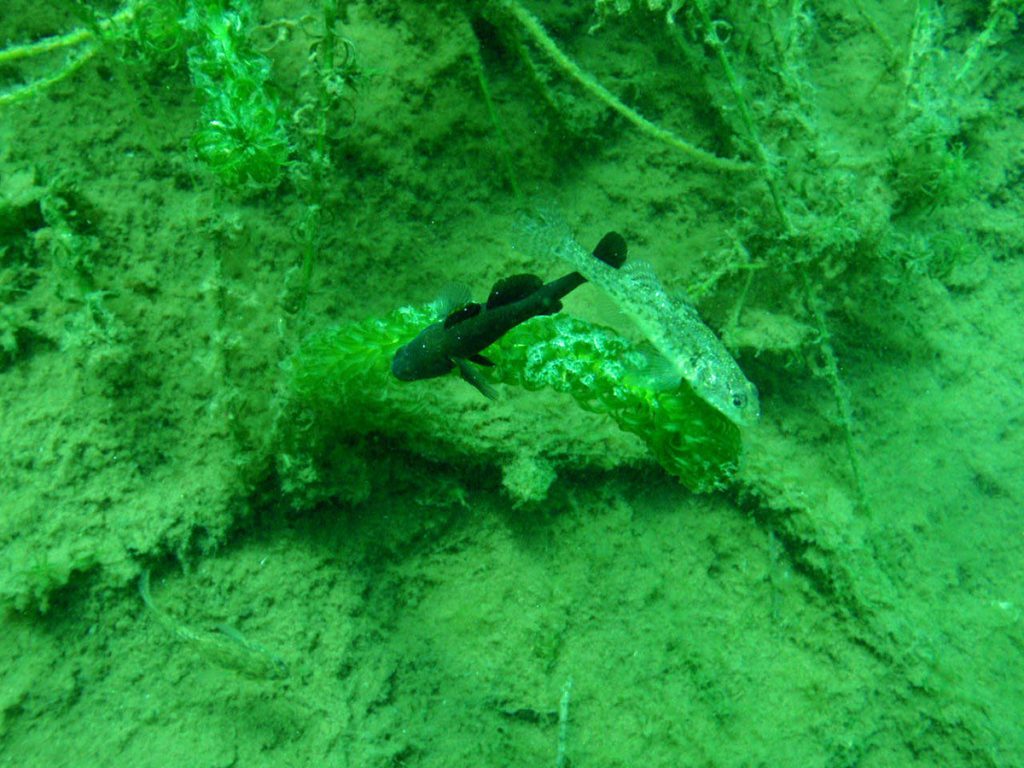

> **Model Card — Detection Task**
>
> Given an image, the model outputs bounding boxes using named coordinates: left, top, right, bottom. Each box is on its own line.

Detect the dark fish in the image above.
left=392, top=232, right=627, bottom=398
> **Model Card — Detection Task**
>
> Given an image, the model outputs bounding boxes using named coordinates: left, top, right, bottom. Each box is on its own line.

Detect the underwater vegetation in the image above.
left=286, top=302, right=741, bottom=494
left=1, top=0, right=355, bottom=320
left=279, top=0, right=1022, bottom=512
left=1, top=0, right=1020, bottom=582
left=183, top=0, right=291, bottom=189
left=1, top=0, right=1023, bottom=764
left=2, top=1, right=293, bottom=187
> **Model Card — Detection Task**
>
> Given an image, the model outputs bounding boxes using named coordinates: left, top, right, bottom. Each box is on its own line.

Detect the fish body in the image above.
left=516, top=212, right=760, bottom=426
left=139, top=571, right=288, bottom=681
left=392, top=233, right=627, bottom=398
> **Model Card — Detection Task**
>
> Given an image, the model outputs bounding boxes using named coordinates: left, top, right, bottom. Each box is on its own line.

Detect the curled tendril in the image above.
left=706, top=19, right=732, bottom=47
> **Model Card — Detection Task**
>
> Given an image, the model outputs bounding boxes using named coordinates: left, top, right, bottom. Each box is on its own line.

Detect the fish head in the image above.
left=391, top=323, right=454, bottom=381
left=690, top=363, right=761, bottom=426
left=723, top=377, right=761, bottom=425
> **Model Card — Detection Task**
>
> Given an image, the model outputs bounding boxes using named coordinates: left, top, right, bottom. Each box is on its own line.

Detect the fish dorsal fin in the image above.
left=486, top=273, right=543, bottom=309
left=593, top=231, right=627, bottom=268
left=443, top=302, right=482, bottom=329
left=435, top=283, right=472, bottom=319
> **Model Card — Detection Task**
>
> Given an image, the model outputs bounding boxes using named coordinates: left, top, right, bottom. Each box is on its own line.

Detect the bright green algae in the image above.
left=288, top=307, right=741, bottom=491
left=488, top=314, right=741, bottom=491
left=289, top=306, right=426, bottom=414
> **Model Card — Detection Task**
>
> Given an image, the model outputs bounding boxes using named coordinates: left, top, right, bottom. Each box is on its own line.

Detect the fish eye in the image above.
left=732, top=394, right=746, bottom=408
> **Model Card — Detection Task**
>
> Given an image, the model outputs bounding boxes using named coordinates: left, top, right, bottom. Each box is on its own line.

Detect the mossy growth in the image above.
left=183, top=0, right=291, bottom=189
left=278, top=306, right=433, bottom=509
left=488, top=314, right=741, bottom=492
left=285, top=306, right=741, bottom=496
left=0, top=0, right=288, bottom=188
left=287, top=305, right=430, bottom=426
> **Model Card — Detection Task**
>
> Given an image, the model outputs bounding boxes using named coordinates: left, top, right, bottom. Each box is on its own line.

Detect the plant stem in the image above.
left=500, top=0, right=755, bottom=173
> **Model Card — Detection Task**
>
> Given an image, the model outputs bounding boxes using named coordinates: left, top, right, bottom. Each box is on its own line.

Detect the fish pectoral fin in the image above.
left=468, top=353, right=495, bottom=367
left=455, top=358, right=498, bottom=400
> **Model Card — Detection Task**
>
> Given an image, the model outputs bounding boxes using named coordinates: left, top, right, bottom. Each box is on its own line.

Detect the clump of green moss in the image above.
left=183, top=0, right=291, bottom=189
left=284, top=307, right=741, bottom=495
left=488, top=314, right=741, bottom=491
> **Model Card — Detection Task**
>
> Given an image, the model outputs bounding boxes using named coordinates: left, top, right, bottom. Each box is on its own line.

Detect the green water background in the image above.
left=1, top=0, right=1022, bottom=765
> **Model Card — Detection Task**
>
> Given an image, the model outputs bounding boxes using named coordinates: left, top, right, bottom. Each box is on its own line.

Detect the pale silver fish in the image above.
left=139, top=571, right=289, bottom=680
left=515, top=211, right=760, bottom=426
